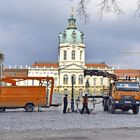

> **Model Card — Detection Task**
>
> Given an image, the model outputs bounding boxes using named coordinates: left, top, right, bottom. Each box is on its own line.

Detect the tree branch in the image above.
left=134, top=1, right=140, bottom=17
left=97, top=0, right=123, bottom=20
left=77, top=0, right=90, bottom=23
left=69, top=0, right=140, bottom=21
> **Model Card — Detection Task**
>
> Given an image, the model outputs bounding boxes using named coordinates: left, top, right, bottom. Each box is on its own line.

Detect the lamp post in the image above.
left=85, top=79, right=90, bottom=94
left=71, top=76, right=74, bottom=112
left=46, top=79, right=49, bottom=106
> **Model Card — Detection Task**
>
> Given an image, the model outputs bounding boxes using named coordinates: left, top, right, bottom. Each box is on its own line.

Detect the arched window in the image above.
left=78, top=75, right=83, bottom=85
left=54, top=78, right=57, bottom=86
left=72, top=50, right=75, bottom=60
left=64, top=50, right=67, bottom=60
left=80, top=50, right=82, bottom=60
left=100, top=78, right=103, bottom=86
left=79, top=89, right=83, bottom=96
left=93, top=78, right=96, bottom=86
left=85, top=79, right=90, bottom=88
left=64, top=89, right=68, bottom=94
left=63, top=74, right=68, bottom=85
left=71, top=75, right=76, bottom=85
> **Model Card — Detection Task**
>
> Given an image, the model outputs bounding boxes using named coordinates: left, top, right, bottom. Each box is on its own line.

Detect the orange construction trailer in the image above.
left=0, top=76, right=54, bottom=112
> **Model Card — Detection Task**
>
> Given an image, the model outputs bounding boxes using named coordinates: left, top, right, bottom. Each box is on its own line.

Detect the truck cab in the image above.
left=107, top=80, right=140, bottom=114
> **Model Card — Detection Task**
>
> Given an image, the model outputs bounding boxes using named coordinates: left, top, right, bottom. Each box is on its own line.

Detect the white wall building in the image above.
left=28, top=13, right=114, bottom=97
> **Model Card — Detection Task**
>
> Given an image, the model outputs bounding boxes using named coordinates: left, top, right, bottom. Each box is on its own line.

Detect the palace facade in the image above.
left=3, top=14, right=140, bottom=97
left=27, top=14, right=114, bottom=96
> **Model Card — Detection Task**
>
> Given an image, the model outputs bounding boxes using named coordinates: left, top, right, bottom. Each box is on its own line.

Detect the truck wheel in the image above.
left=25, top=104, right=34, bottom=112
left=133, top=106, right=139, bottom=114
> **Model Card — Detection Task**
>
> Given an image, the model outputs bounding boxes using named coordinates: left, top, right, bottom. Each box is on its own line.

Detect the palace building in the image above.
left=5, top=13, right=138, bottom=96
left=26, top=13, right=114, bottom=96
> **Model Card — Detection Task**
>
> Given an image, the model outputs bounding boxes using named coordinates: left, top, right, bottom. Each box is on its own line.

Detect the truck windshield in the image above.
left=116, top=82, right=140, bottom=91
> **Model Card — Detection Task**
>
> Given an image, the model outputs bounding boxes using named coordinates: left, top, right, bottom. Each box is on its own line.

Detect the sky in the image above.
left=0, top=0, right=140, bottom=69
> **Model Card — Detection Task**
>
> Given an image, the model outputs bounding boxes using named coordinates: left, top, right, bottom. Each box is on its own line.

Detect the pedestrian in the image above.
left=63, top=94, right=68, bottom=114
left=81, top=93, right=90, bottom=114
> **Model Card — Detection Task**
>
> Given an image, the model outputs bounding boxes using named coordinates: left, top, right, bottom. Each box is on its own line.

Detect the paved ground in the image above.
left=0, top=105, right=140, bottom=131
left=1, top=128, right=140, bottom=140
left=0, top=102, right=140, bottom=140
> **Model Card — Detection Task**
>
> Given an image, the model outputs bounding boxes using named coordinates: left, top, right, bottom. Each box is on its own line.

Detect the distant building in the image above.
left=3, top=68, right=28, bottom=77
left=114, top=69, right=140, bottom=82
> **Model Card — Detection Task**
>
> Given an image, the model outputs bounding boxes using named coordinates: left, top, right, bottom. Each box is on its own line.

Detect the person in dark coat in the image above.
left=63, top=94, right=68, bottom=113
left=81, top=93, right=90, bottom=114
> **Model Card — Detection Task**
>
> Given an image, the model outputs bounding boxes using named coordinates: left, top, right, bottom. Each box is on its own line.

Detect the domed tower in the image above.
left=58, top=10, right=85, bottom=67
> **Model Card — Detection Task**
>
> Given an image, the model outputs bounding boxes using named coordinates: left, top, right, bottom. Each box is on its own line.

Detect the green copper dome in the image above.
left=59, top=15, right=84, bottom=44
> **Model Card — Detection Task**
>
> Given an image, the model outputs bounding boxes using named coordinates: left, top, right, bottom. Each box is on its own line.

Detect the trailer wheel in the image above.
left=103, top=100, right=108, bottom=111
left=108, top=100, right=115, bottom=114
left=108, top=105, right=115, bottom=114
left=133, top=106, right=139, bottom=114
left=0, top=108, right=6, bottom=112
left=122, top=108, right=129, bottom=112
left=25, top=104, right=34, bottom=112
left=103, top=105, right=108, bottom=111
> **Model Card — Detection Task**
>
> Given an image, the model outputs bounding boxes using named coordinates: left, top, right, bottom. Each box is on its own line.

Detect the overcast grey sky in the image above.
left=0, top=0, right=140, bottom=69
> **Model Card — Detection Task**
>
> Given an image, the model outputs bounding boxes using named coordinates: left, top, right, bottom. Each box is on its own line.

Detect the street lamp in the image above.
left=46, top=79, right=49, bottom=106
left=71, top=76, right=74, bottom=112
left=85, top=79, right=90, bottom=94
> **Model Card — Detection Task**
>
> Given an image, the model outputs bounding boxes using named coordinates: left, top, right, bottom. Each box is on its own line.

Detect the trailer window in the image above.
left=116, top=82, right=139, bottom=91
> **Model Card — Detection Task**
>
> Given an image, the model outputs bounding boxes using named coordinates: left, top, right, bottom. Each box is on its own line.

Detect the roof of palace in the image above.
left=32, top=62, right=59, bottom=68
left=114, top=69, right=140, bottom=77
left=31, top=62, right=110, bottom=69
left=85, top=63, right=110, bottom=69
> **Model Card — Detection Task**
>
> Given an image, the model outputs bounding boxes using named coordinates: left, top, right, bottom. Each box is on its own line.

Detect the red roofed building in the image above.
left=85, top=63, right=110, bottom=69
left=32, top=62, right=59, bottom=68
left=114, top=69, right=140, bottom=80
left=3, top=68, right=28, bottom=77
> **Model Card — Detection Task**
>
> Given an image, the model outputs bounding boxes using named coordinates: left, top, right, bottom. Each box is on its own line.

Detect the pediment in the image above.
left=60, top=63, right=85, bottom=70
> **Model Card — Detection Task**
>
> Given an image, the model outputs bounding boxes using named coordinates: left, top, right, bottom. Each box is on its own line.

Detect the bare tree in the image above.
left=134, top=1, right=140, bottom=17
left=0, top=51, right=4, bottom=79
left=77, top=0, right=90, bottom=23
left=97, top=0, right=123, bottom=20
left=0, top=52, right=4, bottom=64
left=70, top=0, right=140, bottom=21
